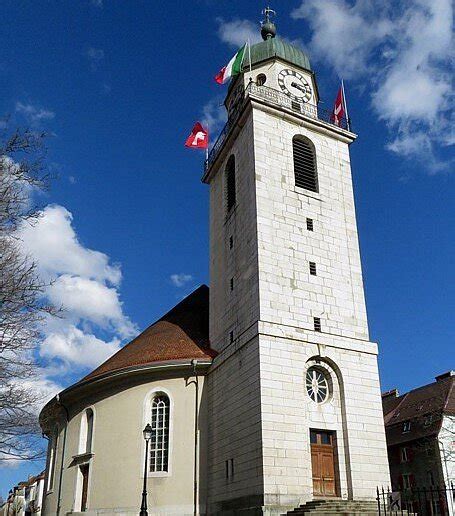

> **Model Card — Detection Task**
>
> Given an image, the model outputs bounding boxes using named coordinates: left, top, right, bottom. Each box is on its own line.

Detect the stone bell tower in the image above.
left=204, top=9, right=390, bottom=515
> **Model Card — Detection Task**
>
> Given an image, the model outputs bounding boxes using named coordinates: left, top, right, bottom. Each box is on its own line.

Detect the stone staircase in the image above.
left=285, top=499, right=379, bottom=515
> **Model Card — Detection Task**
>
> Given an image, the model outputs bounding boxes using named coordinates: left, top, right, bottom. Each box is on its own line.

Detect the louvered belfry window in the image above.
left=293, top=136, right=318, bottom=193
left=150, top=394, right=170, bottom=472
left=226, top=155, right=236, bottom=212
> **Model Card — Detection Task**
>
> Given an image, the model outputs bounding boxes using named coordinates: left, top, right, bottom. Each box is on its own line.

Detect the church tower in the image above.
left=203, top=10, right=390, bottom=514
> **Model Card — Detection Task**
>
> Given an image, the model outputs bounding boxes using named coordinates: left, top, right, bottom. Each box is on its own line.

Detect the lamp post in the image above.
left=140, top=423, right=152, bottom=516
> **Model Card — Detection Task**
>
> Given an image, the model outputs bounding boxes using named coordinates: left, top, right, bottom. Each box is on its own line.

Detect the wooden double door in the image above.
left=310, top=430, right=338, bottom=497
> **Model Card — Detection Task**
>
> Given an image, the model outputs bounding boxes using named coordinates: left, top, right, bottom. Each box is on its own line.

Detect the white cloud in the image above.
left=292, top=1, right=392, bottom=79
left=16, top=204, right=137, bottom=386
left=292, top=0, right=454, bottom=171
left=47, top=275, right=136, bottom=338
left=202, top=97, right=227, bottom=137
left=15, top=102, right=55, bottom=126
left=18, top=205, right=121, bottom=285
left=217, top=18, right=262, bottom=48
left=22, top=374, right=63, bottom=408
left=41, top=325, right=121, bottom=369
left=170, top=273, right=193, bottom=288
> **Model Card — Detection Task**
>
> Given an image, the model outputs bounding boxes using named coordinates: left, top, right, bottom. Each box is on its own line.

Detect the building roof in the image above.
left=382, top=371, right=454, bottom=446
left=83, top=285, right=215, bottom=382
left=243, top=36, right=311, bottom=72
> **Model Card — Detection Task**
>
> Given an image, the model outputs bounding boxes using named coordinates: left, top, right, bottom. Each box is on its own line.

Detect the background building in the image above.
left=0, top=472, right=45, bottom=516
left=382, top=371, right=454, bottom=515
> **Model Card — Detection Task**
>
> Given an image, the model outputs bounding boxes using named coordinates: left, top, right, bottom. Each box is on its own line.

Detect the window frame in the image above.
left=143, top=387, right=174, bottom=478
left=400, top=447, right=409, bottom=463
left=292, top=135, right=319, bottom=194
left=46, top=428, right=59, bottom=494
left=150, top=394, right=170, bottom=474
left=309, top=261, right=317, bottom=276
left=306, top=366, right=331, bottom=404
left=424, top=414, right=433, bottom=426
left=402, top=421, right=411, bottom=433
left=402, top=473, right=412, bottom=489
left=225, top=155, right=236, bottom=214
left=78, top=407, right=95, bottom=456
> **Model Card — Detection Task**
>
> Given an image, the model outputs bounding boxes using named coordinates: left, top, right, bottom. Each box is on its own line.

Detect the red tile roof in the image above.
left=83, top=285, right=215, bottom=382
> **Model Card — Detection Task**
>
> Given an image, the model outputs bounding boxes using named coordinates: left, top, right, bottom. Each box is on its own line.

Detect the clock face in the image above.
left=278, top=69, right=312, bottom=102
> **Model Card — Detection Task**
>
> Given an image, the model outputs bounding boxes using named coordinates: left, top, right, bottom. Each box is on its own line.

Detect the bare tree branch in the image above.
left=0, top=126, right=58, bottom=462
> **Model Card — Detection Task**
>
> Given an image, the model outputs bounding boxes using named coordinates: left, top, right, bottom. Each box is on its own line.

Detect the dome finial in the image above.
left=261, top=6, right=277, bottom=40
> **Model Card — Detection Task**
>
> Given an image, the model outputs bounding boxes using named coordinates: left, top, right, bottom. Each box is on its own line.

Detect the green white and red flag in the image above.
left=215, top=44, right=246, bottom=84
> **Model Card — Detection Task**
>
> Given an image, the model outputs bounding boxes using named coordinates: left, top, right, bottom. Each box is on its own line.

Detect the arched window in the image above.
left=150, top=394, right=170, bottom=472
left=226, top=155, right=236, bottom=212
left=46, top=429, right=58, bottom=492
left=79, top=408, right=94, bottom=455
left=85, top=409, right=94, bottom=454
left=293, top=136, right=318, bottom=193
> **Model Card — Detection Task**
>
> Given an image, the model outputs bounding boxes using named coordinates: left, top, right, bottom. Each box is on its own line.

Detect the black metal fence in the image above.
left=377, top=484, right=455, bottom=515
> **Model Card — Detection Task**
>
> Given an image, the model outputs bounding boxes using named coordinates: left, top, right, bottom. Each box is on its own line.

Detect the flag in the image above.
left=331, top=84, right=345, bottom=127
left=185, top=122, right=208, bottom=149
left=215, top=45, right=246, bottom=84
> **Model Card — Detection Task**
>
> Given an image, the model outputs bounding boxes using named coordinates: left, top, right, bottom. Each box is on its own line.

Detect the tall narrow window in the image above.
left=85, top=409, right=94, bottom=454
left=314, top=317, right=322, bottom=332
left=226, top=155, right=236, bottom=212
left=150, top=394, right=170, bottom=472
left=293, top=136, right=318, bottom=192
left=80, top=464, right=90, bottom=511
left=47, top=430, right=58, bottom=492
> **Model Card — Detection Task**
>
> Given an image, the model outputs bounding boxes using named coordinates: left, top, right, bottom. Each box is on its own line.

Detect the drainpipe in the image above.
left=191, top=359, right=199, bottom=516
left=55, top=394, right=69, bottom=516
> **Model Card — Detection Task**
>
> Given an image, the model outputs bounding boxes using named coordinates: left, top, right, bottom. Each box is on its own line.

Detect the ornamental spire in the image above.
left=261, top=6, right=277, bottom=40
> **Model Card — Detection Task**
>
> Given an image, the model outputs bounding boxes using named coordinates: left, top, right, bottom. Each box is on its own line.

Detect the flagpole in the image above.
left=247, top=39, right=252, bottom=73
left=341, top=79, right=350, bottom=131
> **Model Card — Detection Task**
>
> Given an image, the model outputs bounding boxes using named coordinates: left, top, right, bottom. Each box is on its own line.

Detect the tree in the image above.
left=0, top=127, right=57, bottom=462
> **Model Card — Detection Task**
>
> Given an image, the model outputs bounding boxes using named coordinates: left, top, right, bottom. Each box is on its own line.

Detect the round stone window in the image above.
left=306, top=367, right=330, bottom=403
left=256, top=73, right=267, bottom=86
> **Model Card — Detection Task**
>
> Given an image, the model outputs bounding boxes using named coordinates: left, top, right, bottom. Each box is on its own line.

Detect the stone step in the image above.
left=299, top=502, right=377, bottom=508
left=288, top=509, right=378, bottom=516
left=286, top=499, right=379, bottom=515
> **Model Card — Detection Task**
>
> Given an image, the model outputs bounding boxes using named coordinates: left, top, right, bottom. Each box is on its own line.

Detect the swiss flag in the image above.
left=185, top=122, right=208, bottom=149
left=331, top=86, right=345, bottom=127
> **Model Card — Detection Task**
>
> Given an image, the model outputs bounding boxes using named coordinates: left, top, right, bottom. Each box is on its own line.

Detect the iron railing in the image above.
left=205, top=82, right=350, bottom=171
left=376, top=484, right=455, bottom=515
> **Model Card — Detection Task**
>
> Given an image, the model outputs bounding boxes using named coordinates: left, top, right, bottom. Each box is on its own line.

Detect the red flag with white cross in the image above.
left=331, top=85, right=345, bottom=127
left=185, top=122, right=208, bottom=149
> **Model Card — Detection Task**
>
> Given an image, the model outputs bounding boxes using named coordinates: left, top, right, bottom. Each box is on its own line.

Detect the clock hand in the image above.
left=291, top=81, right=308, bottom=93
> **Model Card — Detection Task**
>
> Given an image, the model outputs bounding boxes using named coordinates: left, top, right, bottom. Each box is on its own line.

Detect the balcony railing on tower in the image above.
left=205, top=81, right=350, bottom=171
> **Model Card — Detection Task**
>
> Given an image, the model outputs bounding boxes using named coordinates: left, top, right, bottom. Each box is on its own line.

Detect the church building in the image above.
left=39, top=11, right=390, bottom=516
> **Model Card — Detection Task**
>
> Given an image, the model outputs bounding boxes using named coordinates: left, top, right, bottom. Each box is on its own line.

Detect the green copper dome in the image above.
left=243, top=36, right=311, bottom=72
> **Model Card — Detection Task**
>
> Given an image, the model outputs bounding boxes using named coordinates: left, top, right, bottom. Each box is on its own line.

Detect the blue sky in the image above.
left=0, top=0, right=453, bottom=497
